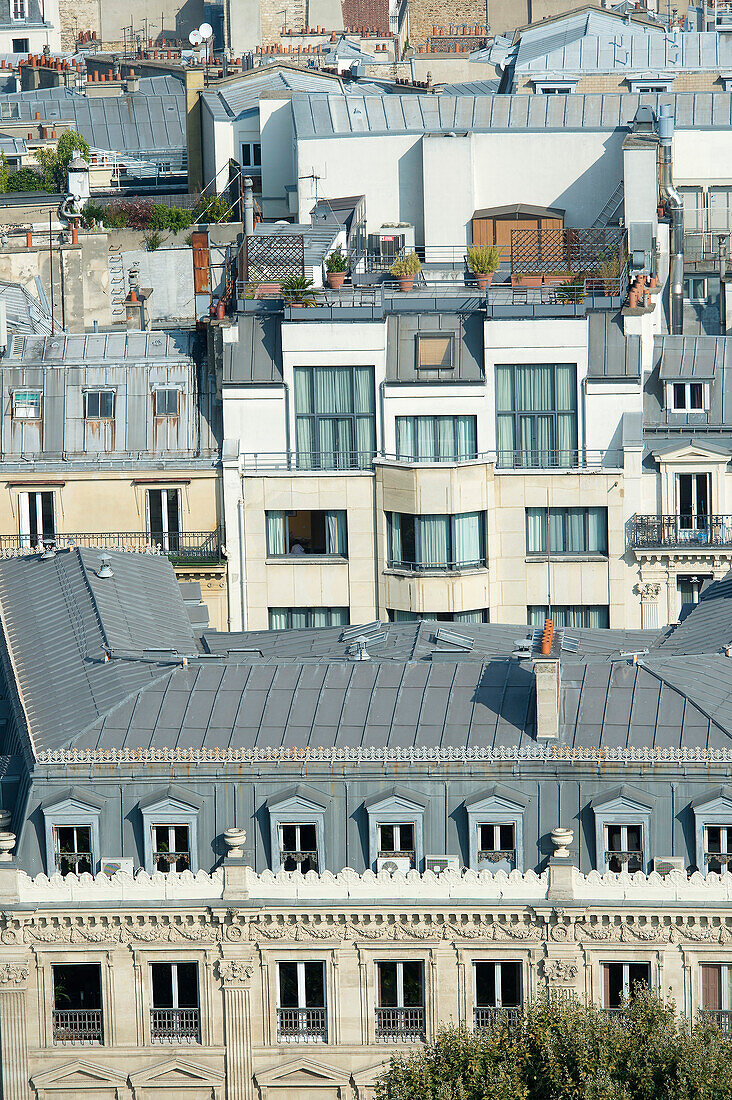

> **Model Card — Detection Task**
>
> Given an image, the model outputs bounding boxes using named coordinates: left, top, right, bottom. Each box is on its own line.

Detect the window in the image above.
left=54, top=825, right=92, bottom=877
left=685, top=276, right=707, bottom=302
left=241, top=142, right=262, bottom=170
left=18, top=490, right=55, bottom=547
left=704, top=826, right=732, bottom=874
left=13, top=389, right=41, bottom=419
left=147, top=488, right=180, bottom=553
left=603, top=963, right=650, bottom=1010
left=52, top=964, right=103, bottom=1043
left=417, top=334, right=453, bottom=370
left=526, top=507, right=607, bottom=555
left=677, top=473, right=711, bottom=531
left=268, top=607, right=349, bottom=629
left=604, top=823, right=643, bottom=873
left=388, top=609, right=488, bottom=623
left=540, top=86, right=571, bottom=94
left=376, top=961, right=425, bottom=1040
left=474, top=961, right=521, bottom=1027
left=630, top=82, right=670, bottom=93
left=12, top=36, right=28, bottom=49
left=11, top=0, right=26, bottom=18
left=277, top=961, right=327, bottom=1042
left=378, top=822, right=415, bottom=867
left=279, top=823, right=319, bottom=873
left=477, top=823, right=516, bottom=869
left=85, top=390, right=114, bottom=420
left=495, top=364, right=577, bottom=468
left=154, top=388, right=179, bottom=417
left=294, top=366, right=375, bottom=470
left=387, top=511, right=486, bottom=571
left=528, top=605, right=609, bottom=629
left=395, top=415, right=477, bottom=461
left=700, top=965, right=732, bottom=1030
left=671, top=381, right=705, bottom=410
left=266, top=510, right=347, bottom=556
left=152, top=824, right=191, bottom=872
left=678, top=574, right=712, bottom=619
left=150, top=962, right=199, bottom=1042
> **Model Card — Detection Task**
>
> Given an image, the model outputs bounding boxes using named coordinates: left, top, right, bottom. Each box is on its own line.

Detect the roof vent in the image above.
left=513, top=636, right=534, bottom=660
left=96, top=553, right=114, bottom=579
left=433, top=627, right=474, bottom=652
left=39, top=543, right=56, bottom=560
left=349, top=637, right=371, bottom=661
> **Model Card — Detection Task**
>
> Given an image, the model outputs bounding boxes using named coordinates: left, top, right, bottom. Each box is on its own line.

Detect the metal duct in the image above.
left=658, top=104, right=684, bottom=334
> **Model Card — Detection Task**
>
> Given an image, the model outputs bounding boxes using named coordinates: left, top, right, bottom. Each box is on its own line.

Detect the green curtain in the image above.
left=495, top=366, right=513, bottom=412
left=587, top=508, right=607, bottom=553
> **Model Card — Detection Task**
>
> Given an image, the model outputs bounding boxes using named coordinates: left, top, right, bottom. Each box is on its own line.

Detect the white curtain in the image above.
left=453, top=512, right=482, bottom=567
left=516, top=365, right=552, bottom=411
left=586, top=507, right=607, bottom=553
left=325, top=511, right=347, bottom=555
left=456, top=416, right=476, bottom=459
left=417, top=515, right=449, bottom=568
left=311, top=608, right=329, bottom=627
left=389, top=513, right=402, bottom=564
left=416, top=417, right=433, bottom=460
left=269, top=608, right=289, bottom=630
left=266, top=511, right=285, bottom=555
left=566, top=510, right=585, bottom=552
left=495, top=366, right=513, bottom=412
left=526, top=509, right=546, bottom=554
left=437, top=417, right=454, bottom=460
left=331, top=607, right=349, bottom=626
left=396, top=418, right=415, bottom=460
left=454, top=610, right=485, bottom=623
left=291, top=609, right=309, bottom=629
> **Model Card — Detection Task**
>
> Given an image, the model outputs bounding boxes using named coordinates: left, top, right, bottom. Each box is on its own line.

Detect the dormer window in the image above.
left=672, top=382, right=705, bottom=411
left=152, top=824, right=191, bottom=872
left=11, top=0, right=27, bottom=20
left=54, top=825, right=93, bottom=877
left=417, top=334, right=453, bottom=370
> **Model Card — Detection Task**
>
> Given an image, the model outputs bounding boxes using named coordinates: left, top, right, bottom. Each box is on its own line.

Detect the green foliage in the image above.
left=556, top=273, right=585, bottom=303
left=144, top=229, right=162, bottom=251
left=390, top=250, right=422, bottom=279
left=467, top=244, right=501, bottom=275
left=5, top=167, right=46, bottom=192
left=376, top=991, right=732, bottom=1100
left=35, top=129, right=90, bottom=193
left=281, top=274, right=317, bottom=305
left=148, top=204, right=193, bottom=233
left=0, top=152, right=9, bottom=195
left=325, top=244, right=348, bottom=273
left=193, top=193, right=232, bottom=223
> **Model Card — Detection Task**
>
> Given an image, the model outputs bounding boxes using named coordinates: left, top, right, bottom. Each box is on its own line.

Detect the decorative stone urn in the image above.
left=550, top=827, right=574, bottom=859
left=223, top=827, right=247, bottom=859
left=0, top=831, right=16, bottom=862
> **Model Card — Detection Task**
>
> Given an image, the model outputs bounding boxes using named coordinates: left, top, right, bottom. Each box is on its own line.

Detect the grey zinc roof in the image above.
left=386, top=313, right=484, bottom=382
left=588, top=313, right=642, bottom=380
left=8, top=329, right=191, bottom=363
left=0, top=280, right=55, bottom=336
left=223, top=315, right=283, bottom=383
left=211, top=67, right=342, bottom=119
left=656, top=334, right=727, bottom=380
left=644, top=333, right=732, bottom=430
left=291, top=91, right=732, bottom=138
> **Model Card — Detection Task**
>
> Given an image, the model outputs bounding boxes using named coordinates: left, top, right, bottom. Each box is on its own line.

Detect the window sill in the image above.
left=266, top=555, right=348, bottom=564
left=384, top=565, right=488, bottom=577
left=525, top=554, right=608, bottom=563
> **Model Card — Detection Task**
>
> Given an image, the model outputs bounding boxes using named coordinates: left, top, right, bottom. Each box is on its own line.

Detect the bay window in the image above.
left=387, top=511, right=486, bottom=571
left=388, top=609, right=488, bottom=623
left=395, top=415, right=477, bottom=461
left=526, top=507, right=607, bottom=555
left=495, top=363, right=577, bottom=468
left=294, top=366, right=375, bottom=470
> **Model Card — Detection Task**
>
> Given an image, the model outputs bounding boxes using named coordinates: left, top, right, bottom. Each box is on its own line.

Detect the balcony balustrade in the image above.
left=474, top=1006, right=523, bottom=1030
left=629, top=515, right=732, bottom=550
left=277, top=1007, right=327, bottom=1042
left=150, top=1007, right=200, bottom=1042
left=0, top=529, right=224, bottom=564
left=52, top=1009, right=103, bottom=1043
left=239, top=448, right=622, bottom=474
left=375, top=1006, right=425, bottom=1041
left=700, top=1009, right=732, bottom=1033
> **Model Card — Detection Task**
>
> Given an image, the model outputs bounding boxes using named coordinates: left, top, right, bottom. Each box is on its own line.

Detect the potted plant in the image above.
left=281, top=274, right=317, bottom=308
left=325, top=245, right=348, bottom=289
left=466, top=244, right=501, bottom=290
left=389, top=251, right=421, bottom=292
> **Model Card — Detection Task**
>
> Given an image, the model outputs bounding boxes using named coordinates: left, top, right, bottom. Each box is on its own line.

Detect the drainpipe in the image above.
left=658, top=104, right=684, bottom=335
left=243, top=176, right=254, bottom=237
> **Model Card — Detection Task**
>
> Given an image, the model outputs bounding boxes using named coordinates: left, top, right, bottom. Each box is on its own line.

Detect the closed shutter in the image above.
left=192, top=231, right=210, bottom=293
left=702, top=965, right=722, bottom=1010
left=472, top=217, right=494, bottom=247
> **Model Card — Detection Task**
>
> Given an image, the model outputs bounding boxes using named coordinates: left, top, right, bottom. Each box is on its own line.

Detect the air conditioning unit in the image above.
left=100, top=857, right=134, bottom=877
left=425, top=855, right=459, bottom=873
left=377, top=856, right=413, bottom=874
left=653, top=857, right=685, bottom=876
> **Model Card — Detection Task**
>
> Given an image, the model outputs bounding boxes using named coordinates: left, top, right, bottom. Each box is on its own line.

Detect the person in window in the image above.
left=290, top=541, right=306, bottom=555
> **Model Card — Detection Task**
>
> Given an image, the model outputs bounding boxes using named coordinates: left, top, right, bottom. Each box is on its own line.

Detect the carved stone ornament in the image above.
left=637, top=582, right=662, bottom=600
left=0, top=963, right=28, bottom=986
left=218, top=960, right=254, bottom=986
left=542, top=958, right=578, bottom=984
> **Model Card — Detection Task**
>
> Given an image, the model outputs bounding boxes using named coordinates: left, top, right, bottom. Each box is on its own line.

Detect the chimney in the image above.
left=534, top=656, right=560, bottom=740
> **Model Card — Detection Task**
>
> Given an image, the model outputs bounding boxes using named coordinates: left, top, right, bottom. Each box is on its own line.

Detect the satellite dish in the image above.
left=189, top=29, right=203, bottom=45
left=199, top=21, right=213, bottom=38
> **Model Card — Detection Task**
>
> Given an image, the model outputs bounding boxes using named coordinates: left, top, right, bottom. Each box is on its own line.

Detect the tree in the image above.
left=34, top=130, right=90, bottom=193
left=376, top=990, right=732, bottom=1100
left=5, top=167, right=46, bottom=192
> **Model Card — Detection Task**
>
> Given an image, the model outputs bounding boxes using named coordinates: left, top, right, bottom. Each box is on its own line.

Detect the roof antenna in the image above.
left=97, top=553, right=114, bottom=579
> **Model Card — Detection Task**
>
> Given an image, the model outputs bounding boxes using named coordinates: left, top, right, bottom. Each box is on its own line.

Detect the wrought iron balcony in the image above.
left=375, top=1006, right=425, bottom=1041
left=605, top=850, right=643, bottom=872
left=0, top=529, right=224, bottom=564
left=474, top=1006, right=522, bottom=1030
left=55, top=852, right=93, bottom=876
left=386, top=557, right=487, bottom=574
left=52, top=1009, right=103, bottom=1043
left=281, top=849, right=319, bottom=872
left=277, top=1007, right=327, bottom=1042
left=699, top=1009, right=732, bottom=1033
left=478, top=849, right=517, bottom=865
left=629, top=515, right=732, bottom=551
left=150, top=1007, right=200, bottom=1042
left=153, top=851, right=191, bottom=872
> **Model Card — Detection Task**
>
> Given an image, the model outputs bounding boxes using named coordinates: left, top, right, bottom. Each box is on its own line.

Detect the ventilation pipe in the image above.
left=659, top=103, right=683, bottom=334
left=243, top=176, right=254, bottom=237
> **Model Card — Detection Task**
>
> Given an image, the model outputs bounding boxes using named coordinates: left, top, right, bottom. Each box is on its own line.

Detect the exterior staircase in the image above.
left=592, top=182, right=625, bottom=227
left=107, top=247, right=126, bottom=323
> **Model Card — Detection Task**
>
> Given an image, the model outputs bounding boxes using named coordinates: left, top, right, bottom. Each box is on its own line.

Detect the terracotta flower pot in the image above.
left=327, top=271, right=346, bottom=289
left=398, top=277, right=414, bottom=292
left=474, top=273, right=489, bottom=291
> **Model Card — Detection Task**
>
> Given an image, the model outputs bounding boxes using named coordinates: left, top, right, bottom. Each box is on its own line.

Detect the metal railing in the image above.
left=684, top=230, right=731, bottom=267
left=474, top=1006, right=523, bottom=1030
left=52, top=1009, right=103, bottom=1043
left=605, top=850, right=643, bottom=870
left=277, top=1007, right=327, bottom=1041
left=153, top=851, right=191, bottom=872
left=150, top=1007, right=200, bottom=1042
left=239, top=449, right=623, bottom=474
left=486, top=273, right=628, bottom=314
left=699, top=1009, right=732, bottom=1033
left=375, top=1006, right=425, bottom=1041
left=281, top=850, right=319, bottom=871
left=705, top=851, right=732, bottom=867
left=378, top=849, right=416, bottom=862
left=56, top=852, right=93, bottom=876
left=0, top=529, right=225, bottom=564
left=387, top=558, right=487, bottom=573
left=629, top=515, right=732, bottom=550
left=478, top=849, right=517, bottom=864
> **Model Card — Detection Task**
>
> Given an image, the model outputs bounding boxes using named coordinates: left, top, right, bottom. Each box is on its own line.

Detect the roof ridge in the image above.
left=63, top=664, right=180, bottom=751
left=75, top=547, right=113, bottom=652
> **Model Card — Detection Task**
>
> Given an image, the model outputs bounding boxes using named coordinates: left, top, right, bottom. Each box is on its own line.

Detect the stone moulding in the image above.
left=33, top=746, right=732, bottom=765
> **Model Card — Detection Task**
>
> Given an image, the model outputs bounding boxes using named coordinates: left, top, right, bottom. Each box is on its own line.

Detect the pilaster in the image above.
left=219, top=958, right=255, bottom=1100
left=0, top=961, right=31, bottom=1100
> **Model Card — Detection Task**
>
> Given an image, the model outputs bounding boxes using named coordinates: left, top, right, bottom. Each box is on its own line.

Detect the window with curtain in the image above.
left=528, top=605, right=610, bottom=629
left=525, top=507, right=607, bottom=555
left=266, top=510, right=347, bottom=556
left=388, top=609, right=488, bottom=623
left=417, top=334, right=454, bottom=369
left=268, top=608, right=350, bottom=629
left=395, top=416, right=477, bottom=461
left=495, top=364, right=577, bottom=468
left=294, top=366, right=375, bottom=470
left=387, top=511, right=486, bottom=571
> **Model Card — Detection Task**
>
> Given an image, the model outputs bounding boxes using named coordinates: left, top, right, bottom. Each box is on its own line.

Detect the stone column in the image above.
left=0, top=961, right=31, bottom=1100
left=218, top=959, right=255, bottom=1100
